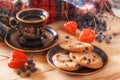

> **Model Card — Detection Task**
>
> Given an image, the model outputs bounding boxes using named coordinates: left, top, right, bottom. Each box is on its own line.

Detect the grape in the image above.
left=106, top=37, right=112, bottom=44
left=13, top=58, right=37, bottom=77
left=96, top=34, right=101, bottom=40
left=31, top=68, right=37, bottom=73
left=27, top=65, right=31, bottom=70
left=95, top=28, right=101, bottom=34
left=102, top=21, right=107, bottom=31
left=82, top=22, right=87, bottom=27
left=97, top=19, right=102, bottom=25
left=26, top=72, right=31, bottom=77
left=65, top=36, right=69, bottom=39
left=113, top=32, right=118, bottom=36
left=16, top=71, right=21, bottom=75
left=21, top=66, right=27, bottom=72
left=96, top=34, right=106, bottom=43
left=27, top=59, right=33, bottom=65
left=96, top=35, right=102, bottom=42
left=99, top=32, right=103, bottom=35
left=31, top=63, right=35, bottom=67
left=100, top=35, right=106, bottom=42
left=90, top=24, right=94, bottom=29
left=109, top=36, right=112, bottom=39
left=79, top=27, right=84, bottom=31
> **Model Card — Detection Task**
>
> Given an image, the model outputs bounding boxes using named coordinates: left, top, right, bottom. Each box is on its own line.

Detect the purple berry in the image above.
left=27, top=65, right=31, bottom=70
left=27, top=59, right=33, bottom=65
left=31, top=68, right=37, bottom=73
left=31, top=63, right=35, bottom=67
left=113, top=32, right=118, bottom=36
left=106, top=37, right=112, bottom=44
left=65, top=36, right=69, bottom=39
left=16, top=71, right=21, bottom=75
left=21, top=66, right=27, bottom=72
left=26, top=72, right=31, bottom=77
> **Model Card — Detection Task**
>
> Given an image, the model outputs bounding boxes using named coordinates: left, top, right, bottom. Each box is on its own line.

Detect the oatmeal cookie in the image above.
left=52, top=52, right=80, bottom=71
left=60, top=41, right=94, bottom=53
left=69, top=52, right=103, bottom=69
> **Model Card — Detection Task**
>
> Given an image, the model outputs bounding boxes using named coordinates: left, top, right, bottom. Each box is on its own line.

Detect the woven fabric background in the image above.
left=0, top=0, right=109, bottom=24
left=22, top=0, right=74, bottom=23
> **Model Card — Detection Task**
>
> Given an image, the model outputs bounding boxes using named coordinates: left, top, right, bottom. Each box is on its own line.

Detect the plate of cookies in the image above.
left=47, top=40, right=108, bottom=75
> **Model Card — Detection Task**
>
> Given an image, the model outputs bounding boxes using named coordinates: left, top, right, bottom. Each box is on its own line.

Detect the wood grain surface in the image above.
left=0, top=12, right=120, bottom=80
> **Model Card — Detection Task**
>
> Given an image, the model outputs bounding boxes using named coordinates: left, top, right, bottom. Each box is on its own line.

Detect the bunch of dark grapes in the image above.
left=70, top=12, right=107, bottom=33
left=16, top=59, right=37, bottom=77
left=68, top=8, right=120, bottom=44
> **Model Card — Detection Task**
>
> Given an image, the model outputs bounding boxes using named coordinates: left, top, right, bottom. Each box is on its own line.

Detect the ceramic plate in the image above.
left=47, top=45, right=108, bottom=75
left=4, top=26, right=58, bottom=52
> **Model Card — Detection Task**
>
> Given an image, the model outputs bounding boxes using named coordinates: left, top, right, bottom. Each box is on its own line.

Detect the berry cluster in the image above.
left=68, top=11, right=120, bottom=44
left=16, top=59, right=37, bottom=77
left=94, top=15, right=107, bottom=33
left=7, top=50, right=38, bottom=77
left=95, top=31, right=119, bottom=44
left=72, top=13, right=107, bottom=33
left=95, top=32, right=106, bottom=42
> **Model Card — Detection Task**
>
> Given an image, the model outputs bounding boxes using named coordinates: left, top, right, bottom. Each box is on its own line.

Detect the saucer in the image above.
left=4, top=26, right=59, bottom=52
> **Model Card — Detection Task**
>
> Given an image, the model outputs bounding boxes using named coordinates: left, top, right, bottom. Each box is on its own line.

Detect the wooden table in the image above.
left=0, top=12, right=120, bottom=80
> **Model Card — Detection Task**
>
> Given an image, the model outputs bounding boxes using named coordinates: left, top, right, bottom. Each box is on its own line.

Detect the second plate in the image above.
left=47, top=45, right=108, bottom=75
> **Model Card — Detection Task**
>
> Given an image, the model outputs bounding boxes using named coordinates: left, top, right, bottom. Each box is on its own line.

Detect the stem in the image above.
left=103, top=2, right=120, bottom=19
left=64, top=11, right=69, bottom=21
left=0, top=55, right=9, bottom=59
left=93, top=18, right=96, bottom=31
left=103, top=2, right=113, bottom=14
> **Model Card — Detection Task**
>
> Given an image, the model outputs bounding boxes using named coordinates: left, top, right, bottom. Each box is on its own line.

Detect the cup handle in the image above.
left=9, top=17, right=19, bottom=30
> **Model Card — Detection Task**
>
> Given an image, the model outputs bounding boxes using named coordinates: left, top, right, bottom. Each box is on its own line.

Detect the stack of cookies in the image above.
left=52, top=40, right=103, bottom=71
